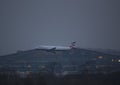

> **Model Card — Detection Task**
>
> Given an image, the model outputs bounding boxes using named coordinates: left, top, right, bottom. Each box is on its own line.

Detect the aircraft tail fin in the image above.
left=69, top=42, right=76, bottom=49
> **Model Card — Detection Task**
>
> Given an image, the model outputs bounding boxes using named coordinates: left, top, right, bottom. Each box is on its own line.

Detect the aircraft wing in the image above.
left=46, top=47, right=56, bottom=54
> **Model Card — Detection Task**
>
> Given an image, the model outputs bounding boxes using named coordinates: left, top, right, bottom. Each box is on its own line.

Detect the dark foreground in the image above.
left=0, top=72, right=120, bottom=85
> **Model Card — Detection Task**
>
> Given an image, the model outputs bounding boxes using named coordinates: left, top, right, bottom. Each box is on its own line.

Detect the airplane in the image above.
left=37, top=42, right=76, bottom=53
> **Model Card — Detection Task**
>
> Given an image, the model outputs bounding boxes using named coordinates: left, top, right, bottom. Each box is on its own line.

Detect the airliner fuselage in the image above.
left=39, top=45, right=71, bottom=50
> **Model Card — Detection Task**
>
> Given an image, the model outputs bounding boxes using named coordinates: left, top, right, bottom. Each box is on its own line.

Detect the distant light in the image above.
left=28, top=65, right=31, bottom=68
left=112, top=59, right=114, bottom=62
left=98, top=56, right=103, bottom=59
left=41, top=65, right=46, bottom=68
left=118, top=59, right=120, bottom=62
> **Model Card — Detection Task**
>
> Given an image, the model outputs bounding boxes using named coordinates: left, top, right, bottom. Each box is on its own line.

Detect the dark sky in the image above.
left=0, top=0, right=120, bottom=55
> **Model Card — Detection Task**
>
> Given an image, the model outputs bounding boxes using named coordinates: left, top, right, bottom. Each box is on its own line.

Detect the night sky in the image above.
left=0, top=0, right=120, bottom=55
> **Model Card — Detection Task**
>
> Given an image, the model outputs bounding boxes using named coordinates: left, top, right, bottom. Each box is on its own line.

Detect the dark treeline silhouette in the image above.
left=0, top=72, right=120, bottom=85
left=0, top=73, right=47, bottom=85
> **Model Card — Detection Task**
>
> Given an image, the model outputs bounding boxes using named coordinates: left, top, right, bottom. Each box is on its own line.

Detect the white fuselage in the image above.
left=39, top=45, right=71, bottom=50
